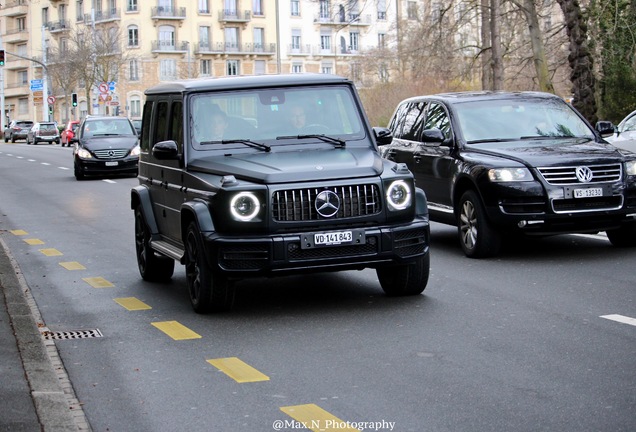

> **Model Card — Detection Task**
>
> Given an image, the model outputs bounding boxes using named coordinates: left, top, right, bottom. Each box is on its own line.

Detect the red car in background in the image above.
left=61, top=120, right=80, bottom=147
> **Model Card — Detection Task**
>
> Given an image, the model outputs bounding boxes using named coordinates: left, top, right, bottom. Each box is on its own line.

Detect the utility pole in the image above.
left=42, top=26, right=50, bottom=121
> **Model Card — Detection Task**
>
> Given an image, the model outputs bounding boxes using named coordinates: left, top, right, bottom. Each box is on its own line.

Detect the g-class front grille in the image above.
left=93, top=149, right=129, bottom=159
left=538, top=164, right=622, bottom=185
left=272, top=184, right=381, bottom=222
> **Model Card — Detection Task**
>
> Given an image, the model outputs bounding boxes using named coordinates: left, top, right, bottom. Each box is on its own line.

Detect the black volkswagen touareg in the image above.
left=131, top=74, right=431, bottom=313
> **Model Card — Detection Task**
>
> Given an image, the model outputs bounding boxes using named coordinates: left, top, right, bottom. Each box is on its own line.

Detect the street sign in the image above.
left=98, top=82, right=109, bottom=93
left=30, top=83, right=44, bottom=91
left=47, top=96, right=56, bottom=105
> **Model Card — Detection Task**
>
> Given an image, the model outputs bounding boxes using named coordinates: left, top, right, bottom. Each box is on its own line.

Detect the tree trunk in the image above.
left=480, top=0, right=493, bottom=89
left=490, top=0, right=504, bottom=90
left=556, top=0, right=598, bottom=124
left=518, top=0, right=556, bottom=93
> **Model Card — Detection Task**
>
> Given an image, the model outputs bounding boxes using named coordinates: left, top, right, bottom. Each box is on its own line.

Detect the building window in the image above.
left=407, top=1, right=417, bottom=19
left=321, top=63, right=333, bottom=74
left=377, top=0, right=387, bottom=20
left=201, top=59, right=211, bottom=76
left=255, top=60, right=265, bottom=75
left=129, top=59, right=139, bottom=81
left=199, top=26, right=211, bottom=49
left=253, top=0, right=263, bottom=15
left=291, top=30, right=301, bottom=51
left=320, top=0, right=330, bottom=18
left=127, top=0, right=138, bottom=12
left=378, top=32, right=385, bottom=48
left=128, top=26, right=139, bottom=47
left=292, top=63, right=303, bottom=73
left=291, top=0, right=300, bottom=16
left=198, top=0, right=210, bottom=13
left=160, top=59, right=177, bottom=80
left=130, top=96, right=141, bottom=117
left=253, top=27, right=264, bottom=51
left=17, top=17, right=26, bottom=31
left=225, top=27, right=239, bottom=51
left=18, top=70, right=28, bottom=86
left=159, top=26, right=176, bottom=50
left=349, top=32, right=359, bottom=52
left=76, top=1, right=83, bottom=21
left=227, top=59, right=239, bottom=76
left=320, top=34, right=331, bottom=51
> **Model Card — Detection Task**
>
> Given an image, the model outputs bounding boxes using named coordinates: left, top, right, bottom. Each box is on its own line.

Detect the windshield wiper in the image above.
left=277, top=134, right=346, bottom=148
left=466, top=138, right=517, bottom=144
left=200, top=139, right=271, bottom=152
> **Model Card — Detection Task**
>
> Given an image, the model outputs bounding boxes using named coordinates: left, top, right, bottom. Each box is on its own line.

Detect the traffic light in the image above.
left=48, top=105, right=53, bottom=115
left=71, top=93, right=78, bottom=107
left=0, top=50, right=5, bottom=66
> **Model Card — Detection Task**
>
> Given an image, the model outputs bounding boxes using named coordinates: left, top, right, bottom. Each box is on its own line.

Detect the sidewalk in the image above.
left=0, top=236, right=83, bottom=431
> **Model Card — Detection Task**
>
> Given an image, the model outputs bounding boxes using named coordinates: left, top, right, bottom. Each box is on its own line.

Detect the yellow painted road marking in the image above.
left=39, top=248, right=63, bottom=257
left=10, top=230, right=28, bottom=236
left=151, top=321, right=201, bottom=340
left=114, top=297, right=152, bottom=311
left=206, top=357, right=270, bottom=383
left=59, top=261, right=86, bottom=270
left=280, top=404, right=360, bottom=432
left=82, top=277, right=114, bottom=288
left=24, top=238, right=45, bottom=245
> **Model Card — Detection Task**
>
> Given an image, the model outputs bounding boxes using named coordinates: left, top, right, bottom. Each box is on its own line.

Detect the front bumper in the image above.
left=201, top=218, right=430, bottom=275
left=75, top=157, right=139, bottom=176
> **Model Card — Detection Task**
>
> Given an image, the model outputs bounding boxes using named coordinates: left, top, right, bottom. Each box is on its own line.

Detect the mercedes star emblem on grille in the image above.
left=315, top=190, right=340, bottom=218
left=575, top=166, right=593, bottom=183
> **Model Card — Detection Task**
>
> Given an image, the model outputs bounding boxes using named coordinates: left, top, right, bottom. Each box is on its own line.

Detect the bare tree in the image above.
left=490, top=0, right=505, bottom=90
left=556, top=0, right=598, bottom=123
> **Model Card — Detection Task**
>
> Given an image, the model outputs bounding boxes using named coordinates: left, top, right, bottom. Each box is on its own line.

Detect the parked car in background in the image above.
left=26, top=122, right=60, bottom=145
left=603, top=109, right=636, bottom=145
left=382, top=91, right=636, bottom=258
left=73, top=115, right=140, bottom=180
left=4, top=120, right=34, bottom=143
left=131, top=119, right=142, bottom=135
left=60, top=120, right=80, bottom=147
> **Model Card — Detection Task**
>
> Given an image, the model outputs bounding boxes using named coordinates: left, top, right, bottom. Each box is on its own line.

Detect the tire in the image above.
left=4, top=135, right=7, bottom=143
left=457, top=189, right=501, bottom=258
left=185, top=221, right=234, bottom=313
left=11, top=135, right=16, bottom=143
left=74, top=162, right=85, bottom=180
left=376, top=253, right=430, bottom=296
left=134, top=207, right=175, bottom=282
left=606, top=222, right=636, bottom=247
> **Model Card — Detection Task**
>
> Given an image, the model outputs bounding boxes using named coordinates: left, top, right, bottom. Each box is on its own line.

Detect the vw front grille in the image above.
left=273, top=184, right=381, bottom=221
left=538, top=163, right=622, bottom=185
left=93, top=149, right=129, bottom=159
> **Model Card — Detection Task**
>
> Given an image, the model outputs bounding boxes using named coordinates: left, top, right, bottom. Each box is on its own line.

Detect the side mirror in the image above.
left=373, top=127, right=393, bottom=146
left=421, top=128, right=445, bottom=144
left=595, top=121, right=615, bottom=137
left=152, top=140, right=179, bottom=160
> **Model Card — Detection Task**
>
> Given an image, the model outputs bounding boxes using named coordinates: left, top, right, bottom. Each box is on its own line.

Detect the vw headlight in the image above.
left=130, top=145, right=141, bottom=157
left=77, top=148, right=92, bottom=159
left=386, top=180, right=412, bottom=211
left=488, top=167, right=533, bottom=182
left=230, top=192, right=261, bottom=221
left=626, top=160, right=636, bottom=176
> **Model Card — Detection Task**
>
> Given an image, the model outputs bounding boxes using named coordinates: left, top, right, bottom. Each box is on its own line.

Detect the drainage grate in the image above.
left=41, top=329, right=104, bottom=340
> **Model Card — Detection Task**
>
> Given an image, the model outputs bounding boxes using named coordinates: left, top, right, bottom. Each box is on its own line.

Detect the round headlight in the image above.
left=230, top=192, right=260, bottom=221
left=387, top=180, right=412, bottom=211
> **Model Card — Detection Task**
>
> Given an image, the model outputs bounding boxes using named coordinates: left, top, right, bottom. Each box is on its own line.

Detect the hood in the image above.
left=472, top=138, right=628, bottom=167
left=80, top=135, right=139, bottom=150
left=188, top=147, right=384, bottom=184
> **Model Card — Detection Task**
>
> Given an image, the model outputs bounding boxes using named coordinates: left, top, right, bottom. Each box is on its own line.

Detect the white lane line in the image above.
left=58, top=167, right=70, bottom=170
left=102, top=179, right=116, bottom=184
left=600, top=314, right=636, bottom=327
left=28, top=159, right=36, bottom=162
left=41, top=162, right=51, bottom=166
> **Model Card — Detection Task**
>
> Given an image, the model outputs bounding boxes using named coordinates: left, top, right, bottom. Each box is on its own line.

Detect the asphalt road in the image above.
left=1, top=141, right=634, bottom=432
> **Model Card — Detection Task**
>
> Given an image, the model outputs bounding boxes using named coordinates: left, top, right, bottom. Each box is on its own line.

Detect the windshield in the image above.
left=83, top=119, right=135, bottom=137
left=454, top=97, right=595, bottom=143
left=190, top=85, right=365, bottom=150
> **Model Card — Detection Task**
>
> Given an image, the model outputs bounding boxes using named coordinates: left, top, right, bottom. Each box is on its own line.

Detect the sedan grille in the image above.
left=273, top=184, right=381, bottom=222
left=93, top=149, right=129, bottom=159
left=538, top=163, right=622, bottom=185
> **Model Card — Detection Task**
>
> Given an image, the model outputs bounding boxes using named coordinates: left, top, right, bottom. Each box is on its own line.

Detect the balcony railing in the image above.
left=151, top=6, right=186, bottom=19
left=313, top=13, right=371, bottom=25
left=194, top=42, right=276, bottom=55
left=218, top=9, right=251, bottom=23
left=84, top=8, right=121, bottom=23
left=151, top=40, right=190, bottom=53
left=288, top=44, right=312, bottom=56
left=47, top=20, right=70, bottom=32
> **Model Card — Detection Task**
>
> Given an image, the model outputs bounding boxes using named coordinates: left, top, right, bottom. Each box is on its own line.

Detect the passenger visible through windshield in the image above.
left=455, top=98, right=595, bottom=143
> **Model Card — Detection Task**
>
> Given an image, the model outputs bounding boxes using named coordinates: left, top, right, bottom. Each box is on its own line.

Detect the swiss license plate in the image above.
left=105, top=161, right=119, bottom=166
left=574, top=187, right=602, bottom=198
left=315, top=231, right=352, bottom=245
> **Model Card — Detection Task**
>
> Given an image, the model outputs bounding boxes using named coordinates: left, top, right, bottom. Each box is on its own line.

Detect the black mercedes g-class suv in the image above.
left=131, top=74, right=430, bottom=313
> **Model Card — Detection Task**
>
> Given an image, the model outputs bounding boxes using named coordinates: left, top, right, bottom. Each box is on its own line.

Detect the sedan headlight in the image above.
left=76, top=148, right=92, bottom=159
left=230, top=192, right=261, bottom=221
left=386, top=180, right=412, bottom=211
left=130, top=145, right=141, bottom=157
left=626, top=160, right=636, bottom=176
left=488, top=167, right=533, bottom=182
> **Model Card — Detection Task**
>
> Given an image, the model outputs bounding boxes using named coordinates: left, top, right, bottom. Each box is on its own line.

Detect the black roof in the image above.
left=144, top=73, right=352, bottom=95
left=400, top=90, right=564, bottom=105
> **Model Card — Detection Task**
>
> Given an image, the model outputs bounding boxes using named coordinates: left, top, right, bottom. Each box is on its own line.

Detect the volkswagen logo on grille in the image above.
left=315, top=190, right=340, bottom=218
left=575, top=166, right=593, bottom=183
